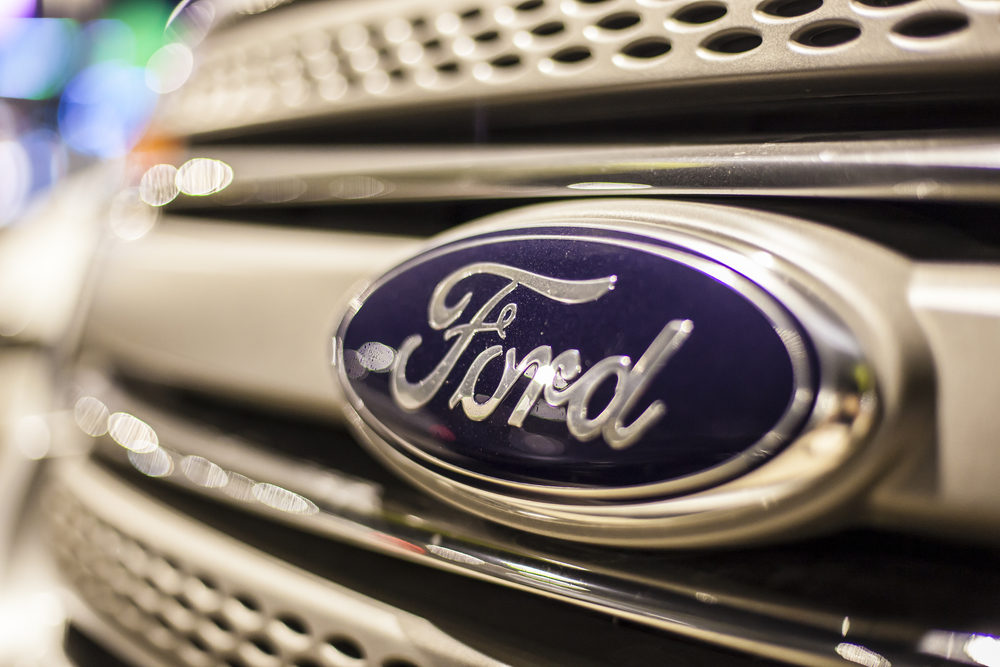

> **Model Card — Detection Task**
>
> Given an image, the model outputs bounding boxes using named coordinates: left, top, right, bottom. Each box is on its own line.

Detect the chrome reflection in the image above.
left=128, top=447, right=174, bottom=477
left=181, top=455, right=229, bottom=488
left=73, top=396, right=110, bottom=437
left=966, top=635, right=1000, bottom=667
left=836, top=642, right=891, bottom=667
left=252, top=482, right=319, bottom=515
left=566, top=181, right=652, bottom=190
left=177, top=158, right=234, bottom=196
left=920, top=631, right=1000, bottom=666
left=138, top=164, right=180, bottom=207
left=222, top=472, right=257, bottom=502
left=107, top=412, right=159, bottom=453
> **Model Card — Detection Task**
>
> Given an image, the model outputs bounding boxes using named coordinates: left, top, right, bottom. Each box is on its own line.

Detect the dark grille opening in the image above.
left=758, top=0, right=822, bottom=18
left=893, top=12, right=970, bottom=38
left=550, top=46, right=592, bottom=63
left=620, top=38, right=671, bottom=59
left=673, top=3, right=728, bottom=24
left=792, top=22, right=861, bottom=48
left=64, top=624, right=136, bottom=667
left=702, top=30, right=763, bottom=54
left=596, top=12, right=641, bottom=31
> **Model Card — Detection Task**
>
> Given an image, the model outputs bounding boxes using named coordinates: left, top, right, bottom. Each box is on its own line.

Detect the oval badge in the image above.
left=334, top=222, right=824, bottom=501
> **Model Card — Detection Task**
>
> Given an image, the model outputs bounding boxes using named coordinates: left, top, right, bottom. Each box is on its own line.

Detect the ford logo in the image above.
left=334, top=221, right=822, bottom=497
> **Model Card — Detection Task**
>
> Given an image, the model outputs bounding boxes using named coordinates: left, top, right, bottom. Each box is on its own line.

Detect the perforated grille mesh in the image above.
left=158, top=0, right=1000, bottom=135
left=45, top=467, right=501, bottom=667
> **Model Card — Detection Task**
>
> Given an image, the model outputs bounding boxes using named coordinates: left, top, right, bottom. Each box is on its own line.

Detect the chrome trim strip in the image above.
left=168, top=136, right=1000, bottom=206
left=157, top=0, right=1000, bottom=136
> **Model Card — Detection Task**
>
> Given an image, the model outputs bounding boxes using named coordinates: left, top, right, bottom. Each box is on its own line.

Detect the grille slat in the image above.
left=157, top=0, right=1000, bottom=136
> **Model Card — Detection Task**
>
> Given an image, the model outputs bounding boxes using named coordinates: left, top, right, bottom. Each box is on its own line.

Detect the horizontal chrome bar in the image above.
left=166, top=136, right=1000, bottom=206
left=69, top=387, right=994, bottom=667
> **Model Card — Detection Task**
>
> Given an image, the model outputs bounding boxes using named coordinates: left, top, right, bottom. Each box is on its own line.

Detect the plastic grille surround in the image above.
left=158, top=0, right=1000, bottom=135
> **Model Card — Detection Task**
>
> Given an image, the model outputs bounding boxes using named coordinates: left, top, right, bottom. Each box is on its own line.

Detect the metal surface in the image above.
left=83, top=220, right=421, bottom=416
left=157, top=0, right=1000, bottom=135
left=165, top=136, right=1000, bottom=207
left=66, top=388, right=998, bottom=667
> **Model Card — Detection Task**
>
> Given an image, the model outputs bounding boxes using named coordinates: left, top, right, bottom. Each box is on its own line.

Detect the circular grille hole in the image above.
left=250, top=636, right=277, bottom=656
left=491, top=54, right=521, bottom=67
left=793, top=21, right=860, bottom=46
left=187, top=634, right=210, bottom=652
left=531, top=21, right=565, bottom=36
left=383, top=660, right=419, bottom=667
left=597, top=12, right=641, bottom=30
left=174, top=594, right=193, bottom=610
left=423, top=38, right=442, bottom=50
left=277, top=614, right=308, bottom=635
left=460, top=8, right=482, bottom=20
left=436, top=61, right=460, bottom=73
left=235, top=594, right=260, bottom=612
left=673, top=3, right=727, bottom=24
left=515, top=0, right=543, bottom=10
left=893, top=12, right=969, bottom=38
left=551, top=46, right=592, bottom=63
left=703, top=30, right=763, bottom=53
left=759, top=0, right=822, bottom=17
left=294, top=662, right=322, bottom=667
left=621, top=37, right=671, bottom=58
left=328, top=637, right=365, bottom=659
left=474, top=30, right=500, bottom=41
left=224, top=659, right=248, bottom=667
left=855, top=0, right=917, bottom=6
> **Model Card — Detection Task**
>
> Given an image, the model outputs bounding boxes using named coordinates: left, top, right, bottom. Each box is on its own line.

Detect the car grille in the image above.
left=46, top=0, right=1000, bottom=664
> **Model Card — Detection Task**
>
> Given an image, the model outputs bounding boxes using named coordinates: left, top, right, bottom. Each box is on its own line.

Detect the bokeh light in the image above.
left=58, top=61, right=157, bottom=158
left=0, top=19, right=79, bottom=100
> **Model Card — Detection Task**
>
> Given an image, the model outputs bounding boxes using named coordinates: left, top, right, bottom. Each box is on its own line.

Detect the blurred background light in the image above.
left=58, top=61, right=157, bottom=158
left=0, top=19, right=79, bottom=100
left=83, top=18, right=136, bottom=65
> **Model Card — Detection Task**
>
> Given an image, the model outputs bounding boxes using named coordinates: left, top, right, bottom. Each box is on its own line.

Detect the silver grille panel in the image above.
left=159, top=0, right=1000, bottom=135
left=46, top=462, right=504, bottom=667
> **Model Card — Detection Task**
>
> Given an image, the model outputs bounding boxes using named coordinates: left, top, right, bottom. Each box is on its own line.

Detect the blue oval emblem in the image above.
left=335, top=225, right=817, bottom=496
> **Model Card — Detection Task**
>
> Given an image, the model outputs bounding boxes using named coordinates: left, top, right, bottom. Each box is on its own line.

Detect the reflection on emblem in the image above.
left=389, top=262, right=693, bottom=450
left=332, top=203, right=876, bottom=547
